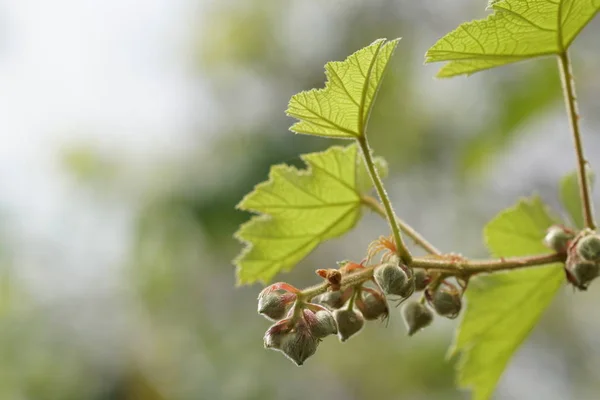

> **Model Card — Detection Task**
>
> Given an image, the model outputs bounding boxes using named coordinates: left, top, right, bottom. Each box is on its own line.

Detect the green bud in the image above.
left=279, top=331, right=319, bottom=366
left=399, top=274, right=415, bottom=298
left=309, top=310, right=338, bottom=338
left=432, top=288, right=462, bottom=319
left=333, top=309, right=364, bottom=342
left=543, top=226, right=573, bottom=253
left=356, top=289, right=388, bottom=321
left=570, top=261, right=600, bottom=289
left=414, top=269, right=429, bottom=291
left=576, top=234, right=600, bottom=262
left=374, top=263, right=408, bottom=297
left=314, top=289, right=348, bottom=309
left=402, top=301, right=433, bottom=336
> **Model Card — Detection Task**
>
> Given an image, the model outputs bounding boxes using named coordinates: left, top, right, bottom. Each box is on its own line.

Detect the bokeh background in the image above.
left=1, top=0, right=600, bottom=399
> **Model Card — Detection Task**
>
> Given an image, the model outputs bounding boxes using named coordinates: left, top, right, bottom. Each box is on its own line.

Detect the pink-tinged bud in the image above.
left=304, top=309, right=337, bottom=338
left=355, top=288, right=388, bottom=321
left=333, top=309, right=364, bottom=342
left=258, top=282, right=300, bottom=296
left=263, top=316, right=319, bottom=366
left=257, top=291, right=296, bottom=321
left=263, top=318, right=293, bottom=349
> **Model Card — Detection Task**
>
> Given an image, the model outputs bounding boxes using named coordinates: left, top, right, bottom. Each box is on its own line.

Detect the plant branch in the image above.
left=411, top=252, right=565, bottom=274
left=558, top=51, right=596, bottom=230
left=361, top=195, right=442, bottom=255
left=299, top=252, right=565, bottom=301
left=357, top=136, right=412, bottom=265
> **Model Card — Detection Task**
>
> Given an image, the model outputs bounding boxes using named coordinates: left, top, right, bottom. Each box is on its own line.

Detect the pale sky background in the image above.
left=0, top=0, right=207, bottom=301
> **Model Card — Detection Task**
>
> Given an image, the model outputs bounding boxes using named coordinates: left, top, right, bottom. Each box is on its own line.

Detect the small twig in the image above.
left=298, top=252, right=565, bottom=301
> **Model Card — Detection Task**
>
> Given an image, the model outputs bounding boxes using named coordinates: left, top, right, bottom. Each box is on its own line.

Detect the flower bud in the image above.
left=402, top=301, right=433, bottom=336
left=333, top=309, right=364, bottom=342
left=398, top=273, right=415, bottom=298
left=567, top=260, right=600, bottom=290
left=257, top=292, right=296, bottom=321
left=374, top=263, right=409, bottom=297
left=306, top=309, right=338, bottom=338
left=263, top=317, right=319, bottom=366
left=313, top=288, right=352, bottom=309
left=279, top=330, right=319, bottom=366
left=431, top=287, right=462, bottom=319
left=543, top=226, right=574, bottom=253
left=576, top=234, right=600, bottom=262
left=263, top=319, right=293, bottom=349
left=356, top=288, right=388, bottom=321
left=414, top=269, right=430, bottom=291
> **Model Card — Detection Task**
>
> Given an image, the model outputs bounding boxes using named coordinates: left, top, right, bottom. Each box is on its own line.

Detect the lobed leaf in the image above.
left=452, top=197, right=564, bottom=400
left=286, top=38, right=400, bottom=138
left=425, top=0, right=600, bottom=77
left=234, top=144, right=386, bottom=284
left=559, top=169, right=595, bottom=229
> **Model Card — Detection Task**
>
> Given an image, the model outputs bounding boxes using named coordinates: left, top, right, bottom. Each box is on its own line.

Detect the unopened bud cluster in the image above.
left=542, top=226, right=600, bottom=290
left=259, top=259, right=466, bottom=365
left=563, top=229, right=600, bottom=290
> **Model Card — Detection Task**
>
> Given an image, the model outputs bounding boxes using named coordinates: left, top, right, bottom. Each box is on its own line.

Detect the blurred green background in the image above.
left=1, top=0, right=600, bottom=399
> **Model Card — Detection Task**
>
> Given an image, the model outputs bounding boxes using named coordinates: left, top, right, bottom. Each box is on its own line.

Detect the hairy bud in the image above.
left=431, top=287, right=462, bottom=319
left=399, top=272, right=416, bottom=298
left=543, top=226, right=574, bottom=253
left=314, top=288, right=352, bottom=310
left=414, top=269, right=430, bottom=291
left=333, top=309, right=364, bottom=342
left=356, top=288, right=389, bottom=321
left=257, top=292, right=296, bottom=321
left=566, top=254, right=600, bottom=290
left=402, top=301, right=433, bottom=336
left=279, top=330, right=319, bottom=366
left=374, top=263, right=412, bottom=297
left=306, top=309, right=338, bottom=338
left=263, top=319, right=293, bottom=349
left=263, top=317, right=319, bottom=366
left=576, top=234, right=600, bottom=262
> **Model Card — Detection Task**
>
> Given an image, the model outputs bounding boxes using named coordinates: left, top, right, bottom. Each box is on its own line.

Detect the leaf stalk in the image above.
left=557, top=51, right=596, bottom=230
left=357, top=136, right=413, bottom=265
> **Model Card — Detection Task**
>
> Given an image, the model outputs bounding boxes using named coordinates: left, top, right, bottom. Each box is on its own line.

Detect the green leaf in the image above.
left=452, top=197, right=564, bottom=400
left=559, top=169, right=595, bottom=229
left=234, top=144, right=386, bottom=284
left=286, top=38, right=400, bottom=138
left=425, top=0, right=600, bottom=77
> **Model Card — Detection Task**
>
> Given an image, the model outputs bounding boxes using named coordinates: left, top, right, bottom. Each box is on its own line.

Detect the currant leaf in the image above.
left=234, top=144, right=386, bottom=284
left=451, top=197, right=564, bottom=400
left=425, top=0, right=600, bottom=77
left=286, top=38, right=399, bottom=138
left=559, top=169, right=595, bottom=229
